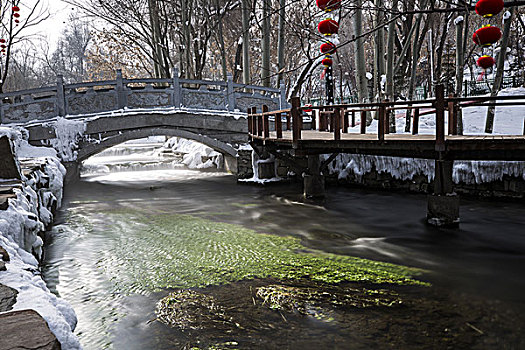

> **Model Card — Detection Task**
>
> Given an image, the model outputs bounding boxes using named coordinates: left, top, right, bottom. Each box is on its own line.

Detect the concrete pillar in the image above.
left=258, top=161, right=275, bottom=179
left=63, top=161, right=81, bottom=184
left=427, top=159, right=459, bottom=227
left=304, top=155, right=325, bottom=198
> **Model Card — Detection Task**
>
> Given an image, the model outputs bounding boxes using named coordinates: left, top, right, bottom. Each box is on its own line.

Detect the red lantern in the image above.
left=477, top=55, right=496, bottom=69
left=12, top=6, right=20, bottom=12
left=13, top=13, right=20, bottom=18
left=322, top=57, right=333, bottom=67
left=303, top=104, right=313, bottom=112
left=475, top=0, right=504, bottom=17
left=316, top=0, right=341, bottom=11
left=472, top=25, right=502, bottom=46
left=1, top=45, right=6, bottom=49
left=0, top=39, right=5, bottom=43
left=320, top=42, right=337, bottom=54
left=318, top=19, right=339, bottom=36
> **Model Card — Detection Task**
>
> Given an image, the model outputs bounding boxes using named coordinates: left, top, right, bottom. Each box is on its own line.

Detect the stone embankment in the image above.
left=0, top=131, right=80, bottom=350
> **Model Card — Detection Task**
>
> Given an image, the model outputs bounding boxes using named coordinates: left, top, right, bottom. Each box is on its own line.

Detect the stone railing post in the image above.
left=172, top=67, right=181, bottom=108
left=279, top=82, right=287, bottom=109
left=226, top=74, right=235, bottom=111
left=56, top=75, right=66, bottom=117
left=115, top=69, right=127, bottom=109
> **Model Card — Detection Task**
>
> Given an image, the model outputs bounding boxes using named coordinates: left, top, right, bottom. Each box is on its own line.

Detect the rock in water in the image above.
left=0, top=245, right=10, bottom=261
left=0, top=310, right=61, bottom=350
left=0, top=284, right=18, bottom=312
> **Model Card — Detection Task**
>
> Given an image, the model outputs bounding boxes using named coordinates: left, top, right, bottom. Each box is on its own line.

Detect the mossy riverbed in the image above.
left=90, top=209, right=428, bottom=294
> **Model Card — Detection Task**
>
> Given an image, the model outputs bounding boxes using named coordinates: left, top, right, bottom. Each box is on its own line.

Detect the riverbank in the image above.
left=0, top=127, right=81, bottom=349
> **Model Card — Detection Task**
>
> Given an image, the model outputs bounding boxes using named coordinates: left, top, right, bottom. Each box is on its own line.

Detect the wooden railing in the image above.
left=248, top=84, right=525, bottom=147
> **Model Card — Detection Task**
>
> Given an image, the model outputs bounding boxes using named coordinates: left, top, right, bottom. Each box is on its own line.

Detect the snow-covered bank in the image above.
left=0, top=127, right=81, bottom=349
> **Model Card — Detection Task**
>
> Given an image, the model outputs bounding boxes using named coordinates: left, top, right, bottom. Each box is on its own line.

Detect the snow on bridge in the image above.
left=0, top=68, right=286, bottom=124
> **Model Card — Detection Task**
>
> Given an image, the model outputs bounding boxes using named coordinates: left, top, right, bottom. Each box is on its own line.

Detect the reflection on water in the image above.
left=42, top=142, right=525, bottom=349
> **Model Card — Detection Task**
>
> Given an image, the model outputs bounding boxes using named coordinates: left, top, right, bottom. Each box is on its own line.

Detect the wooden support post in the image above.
left=447, top=94, right=457, bottom=135
left=378, top=105, right=386, bottom=141
left=286, top=112, right=291, bottom=131
left=329, top=110, right=334, bottom=133
left=383, top=99, right=390, bottom=135
left=435, top=84, right=446, bottom=151
left=427, top=159, right=459, bottom=227
left=412, top=108, right=420, bottom=135
left=342, top=109, right=349, bottom=133
left=276, top=112, right=282, bottom=138
left=248, top=110, right=253, bottom=135
left=304, top=155, right=325, bottom=198
left=291, top=97, right=302, bottom=142
left=257, top=109, right=264, bottom=136
left=351, top=111, right=355, bottom=128
left=251, top=107, right=257, bottom=136
left=311, top=110, right=317, bottom=130
left=262, top=105, right=269, bottom=139
left=319, top=109, right=326, bottom=131
left=360, top=111, right=366, bottom=134
left=523, top=117, right=525, bottom=136
left=334, top=107, right=341, bottom=140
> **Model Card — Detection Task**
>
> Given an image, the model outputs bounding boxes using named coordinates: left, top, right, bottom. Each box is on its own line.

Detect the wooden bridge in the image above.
left=248, top=85, right=525, bottom=226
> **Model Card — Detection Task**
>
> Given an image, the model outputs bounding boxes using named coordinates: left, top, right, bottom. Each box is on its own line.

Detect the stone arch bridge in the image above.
left=0, top=69, right=286, bottom=177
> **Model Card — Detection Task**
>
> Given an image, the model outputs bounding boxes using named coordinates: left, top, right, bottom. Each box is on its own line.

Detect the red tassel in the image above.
left=476, top=70, right=486, bottom=81
left=321, top=68, right=327, bottom=80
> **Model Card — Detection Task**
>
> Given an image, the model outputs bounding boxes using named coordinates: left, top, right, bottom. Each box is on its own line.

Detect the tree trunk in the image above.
left=181, top=0, right=193, bottom=79
left=353, top=0, right=369, bottom=106
left=455, top=14, right=465, bottom=135
left=386, top=0, right=399, bottom=131
left=242, top=0, right=251, bottom=85
left=216, top=0, right=228, bottom=81
left=406, top=12, right=428, bottom=131
left=148, top=0, right=166, bottom=78
left=277, top=0, right=285, bottom=87
left=374, top=0, right=385, bottom=102
left=261, top=0, right=271, bottom=87
left=485, top=8, right=515, bottom=133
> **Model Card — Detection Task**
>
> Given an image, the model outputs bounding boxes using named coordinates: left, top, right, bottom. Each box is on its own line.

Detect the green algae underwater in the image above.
left=77, top=208, right=429, bottom=294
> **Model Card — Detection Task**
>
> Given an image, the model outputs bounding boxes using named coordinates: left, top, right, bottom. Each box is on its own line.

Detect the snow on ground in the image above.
left=161, top=137, right=223, bottom=169
left=0, top=127, right=81, bottom=350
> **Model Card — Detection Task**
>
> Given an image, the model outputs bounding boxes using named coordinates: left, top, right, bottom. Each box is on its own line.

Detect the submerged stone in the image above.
left=156, top=290, right=236, bottom=331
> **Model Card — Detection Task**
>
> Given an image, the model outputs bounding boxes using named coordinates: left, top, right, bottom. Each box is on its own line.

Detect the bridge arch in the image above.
left=76, top=127, right=237, bottom=163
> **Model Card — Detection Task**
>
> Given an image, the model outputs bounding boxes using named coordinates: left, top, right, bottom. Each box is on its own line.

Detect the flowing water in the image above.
left=42, top=140, right=525, bottom=349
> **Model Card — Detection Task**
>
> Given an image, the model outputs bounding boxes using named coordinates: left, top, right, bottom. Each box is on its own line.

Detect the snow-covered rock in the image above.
left=0, top=127, right=81, bottom=349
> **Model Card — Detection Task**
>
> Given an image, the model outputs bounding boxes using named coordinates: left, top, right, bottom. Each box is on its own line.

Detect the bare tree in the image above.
left=0, top=0, right=49, bottom=92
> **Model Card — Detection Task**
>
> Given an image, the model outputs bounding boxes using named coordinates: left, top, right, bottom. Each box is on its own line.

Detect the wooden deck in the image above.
left=248, top=86, right=525, bottom=162
left=251, top=131, right=525, bottom=160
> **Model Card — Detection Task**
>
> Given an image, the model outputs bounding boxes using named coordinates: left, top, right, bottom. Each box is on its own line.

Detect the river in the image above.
left=42, top=139, right=525, bottom=349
